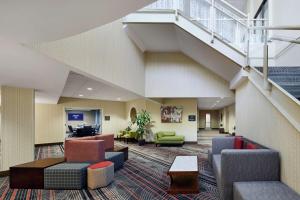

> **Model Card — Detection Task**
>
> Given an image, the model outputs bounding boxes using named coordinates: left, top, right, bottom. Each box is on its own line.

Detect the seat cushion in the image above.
left=89, top=161, right=113, bottom=169
left=233, top=181, right=300, bottom=200
left=158, top=136, right=184, bottom=141
left=105, top=152, right=124, bottom=170
left=44, top=163, right=90, bottom=189
left=157, top=132, right=175, bottom=138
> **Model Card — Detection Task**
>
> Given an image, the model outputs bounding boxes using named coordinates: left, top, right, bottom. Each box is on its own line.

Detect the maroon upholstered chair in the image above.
left=64, top=140, right=105, bottom=163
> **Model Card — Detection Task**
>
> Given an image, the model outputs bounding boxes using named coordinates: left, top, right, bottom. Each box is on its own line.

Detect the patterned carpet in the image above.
left=0, top=142, right=219, bottom=200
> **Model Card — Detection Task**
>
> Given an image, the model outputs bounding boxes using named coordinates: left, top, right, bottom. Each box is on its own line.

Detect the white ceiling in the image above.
left=125, top=23, right=241, bottom=81
left=62, top=72, right=141, bottom=102
left=0, top=0, right=155, bottom=43
left=0, top=37, right=69, bottom=103
left=197, top=97, right=235, bottom=110
left=0, top=0, right=155, bottom=104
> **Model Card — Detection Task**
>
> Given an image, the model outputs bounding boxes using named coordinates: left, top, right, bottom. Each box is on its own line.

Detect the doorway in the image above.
left=205, top=113, right=211, bottom=129
left=65, top=108, right=102, bottom=137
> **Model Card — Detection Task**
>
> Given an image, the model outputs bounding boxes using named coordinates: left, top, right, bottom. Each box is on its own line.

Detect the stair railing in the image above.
left=143, top=0, right=251, bottom=53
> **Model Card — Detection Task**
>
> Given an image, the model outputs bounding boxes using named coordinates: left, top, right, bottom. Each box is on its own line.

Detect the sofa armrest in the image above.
left=95, top=134, right=114, bottom=151
left=220, top=149, right=280, bottom=200
left=212, top=137, right=235, bottom=155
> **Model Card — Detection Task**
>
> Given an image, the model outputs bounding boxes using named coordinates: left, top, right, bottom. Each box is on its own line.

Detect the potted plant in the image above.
left=136, top=110, right=154, bottom=146
left=125, top=121, right=133, bottom=132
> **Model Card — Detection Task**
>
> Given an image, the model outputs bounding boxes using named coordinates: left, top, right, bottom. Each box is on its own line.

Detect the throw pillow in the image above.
left=246, top=143, right=257, bottom=149
left=234, top=136, right=243, bottom=149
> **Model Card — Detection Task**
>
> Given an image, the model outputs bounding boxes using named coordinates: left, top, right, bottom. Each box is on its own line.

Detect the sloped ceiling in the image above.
left=125, top=23, right=241, bottom=81
left=0, top=0, right=154, bottom=103
left=0, top=0, right=155, bottom=42
left=62, top=72, right=141, bottom=102
left=0, top=37, right=69, bottom=103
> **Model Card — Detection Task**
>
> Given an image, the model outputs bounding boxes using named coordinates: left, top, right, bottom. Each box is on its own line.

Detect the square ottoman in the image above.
left=44, top=163, right=90, bottom=189
left=105, top=152, right=124, bottom=170
left=88, top=161, right=114, bottom=189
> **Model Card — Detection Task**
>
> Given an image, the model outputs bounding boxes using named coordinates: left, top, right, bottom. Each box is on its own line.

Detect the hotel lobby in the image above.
left=0, top=0, right=300, bottom=199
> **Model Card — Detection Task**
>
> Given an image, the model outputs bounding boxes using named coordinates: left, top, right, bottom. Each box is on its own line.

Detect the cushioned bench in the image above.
left=234, top=181, right=300, bottom=200
left=44, top=163, right=90, bottom=189
left=154, top=131, right=185, bottom=146
left=105, top=152, right=124, bottom=170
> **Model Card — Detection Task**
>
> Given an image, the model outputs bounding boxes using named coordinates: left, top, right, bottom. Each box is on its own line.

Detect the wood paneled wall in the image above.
left=1, top=86, right=35, bottom=171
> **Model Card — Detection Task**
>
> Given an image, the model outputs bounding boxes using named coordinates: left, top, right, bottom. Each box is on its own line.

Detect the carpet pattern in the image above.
left=0, top=142, right=219, bottom=200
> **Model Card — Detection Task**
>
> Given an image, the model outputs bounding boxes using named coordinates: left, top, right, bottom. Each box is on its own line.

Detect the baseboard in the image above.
left=35, top=142, right=63, bottom=147
left=0, top=170, right=9, bottom=177
left=184, top=141, right=198, bottom=144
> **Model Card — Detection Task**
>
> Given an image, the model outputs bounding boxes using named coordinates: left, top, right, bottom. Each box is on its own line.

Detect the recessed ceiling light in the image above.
left=87, top=87, right=93, bottom=91
left=117, top=97, right=121, bottom=101
left=79, top=94, right=83, bottom=97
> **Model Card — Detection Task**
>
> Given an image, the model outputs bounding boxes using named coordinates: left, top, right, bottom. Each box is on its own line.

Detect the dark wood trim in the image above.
left=0, top=170, right=10, bottom=177
left=35, top=142, right=63, bottom=147
left=184, top=142, right=198, bottom=144
left=254, top=0, right=268, bottom=19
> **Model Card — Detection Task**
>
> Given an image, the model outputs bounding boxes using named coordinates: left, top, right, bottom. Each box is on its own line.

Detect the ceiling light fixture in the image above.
left=79, top=94, right=84, bottom=97
left=117, top=97, right=121, bottom=101
left=87, top=87, right=93, bottom=91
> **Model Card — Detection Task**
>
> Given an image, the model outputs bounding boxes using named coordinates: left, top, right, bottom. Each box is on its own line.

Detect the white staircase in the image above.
left=123, top=0, right=248, bottom=81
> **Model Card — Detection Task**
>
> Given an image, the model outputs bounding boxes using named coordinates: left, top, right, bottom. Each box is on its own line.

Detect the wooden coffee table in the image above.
left=10, top=157, right=65, bottom=189
left=167, top=156, right=199, bottom=194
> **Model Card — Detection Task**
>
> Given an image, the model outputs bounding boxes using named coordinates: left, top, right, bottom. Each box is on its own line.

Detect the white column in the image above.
left=0, top=86, right=35, bottom=171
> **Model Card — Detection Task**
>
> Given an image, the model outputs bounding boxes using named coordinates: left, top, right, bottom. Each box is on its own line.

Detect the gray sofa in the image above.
left=209, top=137, right=300, bottom=200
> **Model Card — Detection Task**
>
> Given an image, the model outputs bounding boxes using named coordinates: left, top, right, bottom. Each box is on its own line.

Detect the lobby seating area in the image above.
left=9, top=133, right=125, bottom=191
left=1, top=1, right=300, bottom=200
left=209, top=136, right=300, bottom=200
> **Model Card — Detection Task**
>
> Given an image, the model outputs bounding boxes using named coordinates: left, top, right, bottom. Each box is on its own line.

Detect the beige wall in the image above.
left=123, top=98, right=198, bottom=142
left=36, top=97, right=199, bottom=143
left=66, top=110, right=96, bottom=128
left=198, top=110, right=220, bottom=129
left=35, top=104, right=65, bottom=144
left=1, top=86, right=35, bottom=171
left=220, top=104, right=236, bottom=133
left=35, top=97, right=127, bottom=144
left=236, top=80, right=300, bottom=194
left=33, top=19, right=145, bottom=96
left=145, top=52, right=234, bottom=98
left=146, top=98, right=198, bottom=142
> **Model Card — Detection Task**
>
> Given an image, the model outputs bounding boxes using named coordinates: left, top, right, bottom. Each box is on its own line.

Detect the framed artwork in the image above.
left=104, top=116, right=110, bottom=121
left=161, top=106, right=183, bottom=123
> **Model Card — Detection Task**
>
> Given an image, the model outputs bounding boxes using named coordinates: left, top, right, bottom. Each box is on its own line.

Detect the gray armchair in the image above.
left=209, top=137, right=280, bottom=200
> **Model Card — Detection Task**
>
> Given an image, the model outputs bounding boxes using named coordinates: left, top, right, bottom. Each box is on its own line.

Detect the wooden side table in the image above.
left=10, top=157, right=65, bottom=189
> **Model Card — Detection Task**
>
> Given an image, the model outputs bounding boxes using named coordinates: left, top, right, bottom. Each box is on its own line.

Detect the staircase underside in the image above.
left=124, top=11, right=245, bottom=81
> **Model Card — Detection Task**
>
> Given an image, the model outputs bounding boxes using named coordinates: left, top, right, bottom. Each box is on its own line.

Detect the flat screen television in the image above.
left=68, top=113, right=83, bottom=121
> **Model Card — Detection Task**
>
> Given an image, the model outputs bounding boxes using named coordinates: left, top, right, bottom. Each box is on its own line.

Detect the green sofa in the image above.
left=154, top=131, right=185, bottom=146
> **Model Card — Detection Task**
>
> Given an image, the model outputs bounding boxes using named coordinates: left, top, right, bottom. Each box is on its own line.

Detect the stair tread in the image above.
left=255, top=67, right=300, bottom=100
